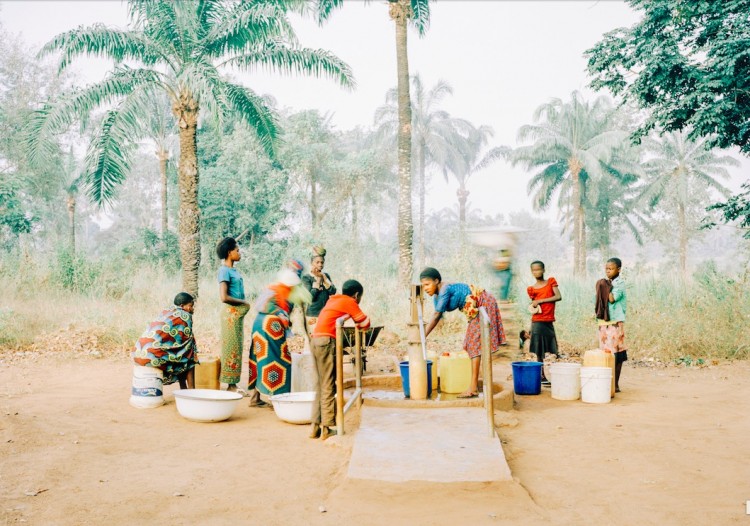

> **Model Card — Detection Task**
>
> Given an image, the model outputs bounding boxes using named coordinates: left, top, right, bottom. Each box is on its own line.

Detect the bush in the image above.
left=52, top=250, right=99, bottom=293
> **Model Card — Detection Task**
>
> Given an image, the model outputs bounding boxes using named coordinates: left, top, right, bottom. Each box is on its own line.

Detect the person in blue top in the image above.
left=216, top=237, right=254, bottom=399
left=420, top=267, right=506, bottom=398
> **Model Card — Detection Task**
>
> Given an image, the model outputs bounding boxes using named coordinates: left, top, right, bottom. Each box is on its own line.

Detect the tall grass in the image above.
left=1, top=252, right=747, bottom=362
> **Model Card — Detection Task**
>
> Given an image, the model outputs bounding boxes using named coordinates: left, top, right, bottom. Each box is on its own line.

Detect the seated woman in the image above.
left=249, top=260, right=312, bottom=401
left=133, top=292, right=198, bottom=389
left=420, top=267, right=506, bottom=398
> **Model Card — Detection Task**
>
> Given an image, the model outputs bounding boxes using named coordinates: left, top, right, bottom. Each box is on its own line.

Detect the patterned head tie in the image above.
left=278, top=259, right=305, bottom=286
left=312, top=245, right=326, bottom=260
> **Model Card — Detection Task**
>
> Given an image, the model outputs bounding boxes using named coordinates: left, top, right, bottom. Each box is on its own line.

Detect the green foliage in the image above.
left=0, top=181, right=34, bottom=245
left=586, top=0, right=750, bottom=154
left=52, top=249, right=99, bottom=292
left=140, top=228, right=181, bottom=269
left=705, top=182, right=750, bottom=238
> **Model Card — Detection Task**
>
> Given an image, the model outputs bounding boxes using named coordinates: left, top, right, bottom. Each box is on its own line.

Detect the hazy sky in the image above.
left=1, top=0, right=747, bottom=223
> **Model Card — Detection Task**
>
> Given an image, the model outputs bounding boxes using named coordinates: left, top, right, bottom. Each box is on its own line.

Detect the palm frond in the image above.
left=39, top=25, right=166, bottom=72
left=410, top=0, right=431, bottom=35
left=221, top=41, right=355, bottom=89
left=221, top=82, right=280, bottom=160
left=205, top=2, right=297, bottom=57
left=84, top=107, right=140, bottom=206
left=127, top=0, right=183, bottom=57
left=316, top=0, right=344, bottom=24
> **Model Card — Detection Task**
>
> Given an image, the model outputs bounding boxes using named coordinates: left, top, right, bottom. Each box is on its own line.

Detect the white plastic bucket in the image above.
left=580, top=366, right=612, bottom=404
left=550, top=363, right=581, bottom=401
left=129, top=365, right=164, bottom=408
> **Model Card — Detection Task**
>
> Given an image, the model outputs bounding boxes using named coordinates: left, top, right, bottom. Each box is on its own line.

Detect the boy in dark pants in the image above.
left=309, top=280, right=370, bottom=440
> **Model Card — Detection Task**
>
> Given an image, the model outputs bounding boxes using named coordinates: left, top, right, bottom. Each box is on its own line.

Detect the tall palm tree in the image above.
left=508, top=92, right=631, bottom=276
left=320, top=0, right=430, bottom=286
left=443, top=124, right=502, bottom=232
left=640, top=130, right=738, bottom=274
left=143, top=94, right=176, bottom=238
left=26, top=1, right=353, bottom=296
left=375, top=75, right=472, bottom=268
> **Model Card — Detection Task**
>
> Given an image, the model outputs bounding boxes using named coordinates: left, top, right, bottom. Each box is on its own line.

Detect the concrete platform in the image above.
left=347, top=406, right=512, bottom=483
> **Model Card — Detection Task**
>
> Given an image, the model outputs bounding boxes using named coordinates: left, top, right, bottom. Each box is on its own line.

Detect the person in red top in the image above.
left=309, top=279, right=370, bottom=441
left=527, top=260, right=562, bottom=384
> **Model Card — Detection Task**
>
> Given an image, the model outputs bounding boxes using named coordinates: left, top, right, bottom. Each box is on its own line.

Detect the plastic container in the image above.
left=439, top=352, right=471, bottom=394
left=173, top=389, right=242, bottom=422
left=511, top=361, right=542, bottom=395
left=129, top=365, right=164, bottom=408
left=580, top=366, right=612, bottom=404
left=549, top=363, right=581, bottom=400
left=583, top=349, right=615, bottom=397
left=426, top=350, right=439, bottom=388
left=195, top=356, right=221, bottom=390
left=291, top=352, right=319, bottom=393
left=270, top=391, right=316, bottom=424
left=399, top=360, right=433, bottom=398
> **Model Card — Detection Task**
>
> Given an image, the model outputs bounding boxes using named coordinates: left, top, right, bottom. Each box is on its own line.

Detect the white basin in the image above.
left=173, top=389, right=242, bottom=422
left=270, top=391, right=317, bottom=424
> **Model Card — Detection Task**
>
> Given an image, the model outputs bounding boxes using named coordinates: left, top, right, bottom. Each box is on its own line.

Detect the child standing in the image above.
left=309, top=279, right=371, bottom=441
left=527, top=261, right=562, bottom=384
left=597, top=258, right=627, bottom=392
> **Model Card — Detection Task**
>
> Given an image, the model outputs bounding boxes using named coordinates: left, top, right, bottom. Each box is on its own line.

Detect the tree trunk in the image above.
left=158, top=148, right=169, bottom=237
left=418, top=138, right=426, bottom=269
left=351, top=193, right=358, bottom=239
left=391, top=0, right=414, bottom=288
left=457, top=186, right=469, bottom=230
left=678, top=201, right=687, bottom=275
left=569, top=157, right=586, bottom=276
left=66, top=194, right=76, bottom=254
left=173, top=93, right=201, bottom=298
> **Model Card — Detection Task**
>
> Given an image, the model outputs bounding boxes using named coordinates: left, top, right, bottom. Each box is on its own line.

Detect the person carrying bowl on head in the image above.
left=301, top=245, right=336, bottom=335
left=420, top=267, right=506, bottom=398
left=216, top=237, right=251, bottom=395
left=249, top=259, right=312, bottom=406
left=133, top=292, right=198, bottom=389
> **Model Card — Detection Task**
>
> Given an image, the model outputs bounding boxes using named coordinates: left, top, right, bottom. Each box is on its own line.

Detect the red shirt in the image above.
left=527, top=277, right=558, bottom=322
left=312, top=294, right=370, bottom=339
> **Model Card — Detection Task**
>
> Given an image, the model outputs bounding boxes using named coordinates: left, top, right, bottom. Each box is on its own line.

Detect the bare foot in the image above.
left=457, top=391, right=478, bottom=398
left=226, top=384, right=237, bottom=392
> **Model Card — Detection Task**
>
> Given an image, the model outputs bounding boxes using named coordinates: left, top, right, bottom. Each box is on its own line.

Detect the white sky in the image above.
left=1, top=0, right=747, bottom=224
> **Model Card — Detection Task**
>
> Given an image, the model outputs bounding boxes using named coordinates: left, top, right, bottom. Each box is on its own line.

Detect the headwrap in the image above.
left=312, top=245, right=326, bottom=259
left=419, top=267, right=442, bottom=282
left=277, top=259, right=305, bottom=287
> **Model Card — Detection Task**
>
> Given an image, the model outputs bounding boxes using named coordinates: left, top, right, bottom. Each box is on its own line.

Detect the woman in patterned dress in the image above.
left=420, top=267, right=506, bottom=398
left=249, top=260, right=312, bottom=401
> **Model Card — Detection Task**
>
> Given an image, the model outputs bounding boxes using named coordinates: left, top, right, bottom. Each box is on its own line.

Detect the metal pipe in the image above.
left=344, top=388, right=362, bottom=413
left=416, top=296, right=428, bottom=360
left=480, top=307, right=495, bottom=438
left=335, top=316, right=346, bottom=436
left=354, top=327, right=362, bottom=403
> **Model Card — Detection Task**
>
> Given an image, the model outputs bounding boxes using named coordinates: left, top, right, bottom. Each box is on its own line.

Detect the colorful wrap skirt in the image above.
left=133, top=306, right=198, bottom=385
left=598, top=321, right=626, bottom=354
left=250, top=313, right=292, bottom=396
left=463, top=288, right=506, bottom=359
left=220, top=304, right=250, bottom=384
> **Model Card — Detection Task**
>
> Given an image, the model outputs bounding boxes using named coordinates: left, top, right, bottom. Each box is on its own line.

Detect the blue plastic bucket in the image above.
left=399, top=360, right=433, bottom=398
left=511, top=361, right=542, bottom=395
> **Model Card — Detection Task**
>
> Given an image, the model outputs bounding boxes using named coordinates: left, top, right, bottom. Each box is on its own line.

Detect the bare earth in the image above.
left=1, top=356, right=748, bottom=525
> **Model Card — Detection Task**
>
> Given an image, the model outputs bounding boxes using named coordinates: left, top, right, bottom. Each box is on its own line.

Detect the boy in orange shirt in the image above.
left=309, top=279, right=370, bottom=440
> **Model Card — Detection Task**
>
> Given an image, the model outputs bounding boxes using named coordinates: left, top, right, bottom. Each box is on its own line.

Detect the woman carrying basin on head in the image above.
left=420, top=267, right=506, bottom=398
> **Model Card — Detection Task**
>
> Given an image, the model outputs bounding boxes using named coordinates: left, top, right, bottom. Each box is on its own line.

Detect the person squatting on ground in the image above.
left=527, top=261, right=562, bottom=384
left=420, top=267, right=506, bottom=399
left=133, top=292, right=198, bottom=389
left=596, top=257, right=627, bottom=392
left=216, top=237, right=251, bottom=395
left=309, top=279, right=371, bottom=441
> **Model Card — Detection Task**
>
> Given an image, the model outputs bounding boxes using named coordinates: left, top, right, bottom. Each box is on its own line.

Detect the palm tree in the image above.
left=640, top=130, right=738, bottom=274
left=507, top=92, right=631, bottom=276
left=375, top=75, right=473, bottom=267
left=443, top=125, right=503, bottom=232
left=27, top=1, right=353, bottom=296
left=320, top=0, right=430, bottom=286
left=143, top=94, right=176, bottom=239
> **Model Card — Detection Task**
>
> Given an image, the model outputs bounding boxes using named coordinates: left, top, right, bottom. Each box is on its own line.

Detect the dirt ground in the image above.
left=1, top=355, right=748, bottom=526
